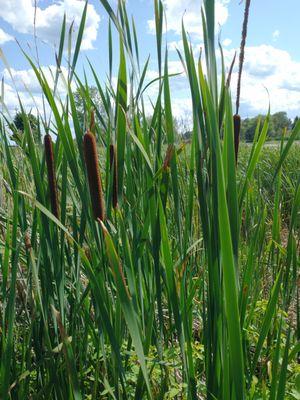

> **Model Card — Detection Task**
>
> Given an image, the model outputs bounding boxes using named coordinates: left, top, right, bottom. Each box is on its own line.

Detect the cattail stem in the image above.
left=109, top=144, right=118, bottom=209
left=83, top=131, right=105, bottom=221
left=233, top=114, right=241, bottom=164
left=44, top=134, right=59, bottom=219
left=236, top=0, right=251, bottom=115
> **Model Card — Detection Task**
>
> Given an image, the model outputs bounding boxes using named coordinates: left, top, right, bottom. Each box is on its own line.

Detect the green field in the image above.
left=1, top=1, right=300, bottom=399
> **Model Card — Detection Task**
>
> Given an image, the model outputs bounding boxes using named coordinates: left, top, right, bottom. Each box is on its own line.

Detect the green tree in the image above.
left=270, top=111, right=291, bottom=137
left=11, top=112, right=41, bottom=144
left=292, top=116, right=299, bottom=129
left=241, top=111, right=291, bottom=142
left=74, top=85, right=106, bottom=130
left=241, top=115, right=268, bottom=142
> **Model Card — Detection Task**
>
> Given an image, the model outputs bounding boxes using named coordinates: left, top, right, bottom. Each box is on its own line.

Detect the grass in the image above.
left=1, top=0, right=300, bottom=399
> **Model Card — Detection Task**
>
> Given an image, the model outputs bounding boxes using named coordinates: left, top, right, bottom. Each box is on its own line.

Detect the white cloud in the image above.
left=1, top=81, right=46, bottom=116
left=222, top=38, right=232, bottom=47
left=224, top=45, right=300, bottom=116
left=143, top=87, right=192, bottom=121
left=143, top=61, right=192, bottom=120
left=0, top=28, right=13, bottom=44
left=171, top=97, right=193, bottom=120
left=272, top=29, right=280, bottom=41
left=147, top=0, right=230, bottom=38
left=0, top=65, right=74, bottom=119
left=145, top=44, right=300, bottom=120
left=0, top=0, right=100, bottom=50
left=168, top=39, right=184, bottom=52
left=168, top=39, right=201, bottom=55
left=3, top=65, right=70, bottom=95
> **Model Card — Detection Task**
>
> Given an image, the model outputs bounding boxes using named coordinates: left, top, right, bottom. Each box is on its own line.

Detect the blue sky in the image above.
left=0, top=0, right=300, bottom=121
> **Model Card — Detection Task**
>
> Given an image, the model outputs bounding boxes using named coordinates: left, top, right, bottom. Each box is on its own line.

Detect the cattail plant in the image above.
left=109, top=144, right=118, bottom=209
left=83, top=131, right=105, bottom=221
left=3, top=1, right=299, bottom=399
left=44, top=134, right=59, bottom=219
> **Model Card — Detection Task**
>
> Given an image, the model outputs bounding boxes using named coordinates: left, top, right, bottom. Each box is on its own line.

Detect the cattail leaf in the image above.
left=239, top=112, right=270, bottom=208
left=251, top=269, right=283, bottom=376
left=273, top=117, right=300, bottom=181
left=70, top=1, right=88, bottom=81
left=224, top=93, right=239, bottom=262
left=44, top=134, right=59, bottom=219
left=116, top=36, right=127, bottom=200
left=100, top=221, right=152, bottom=399
left=109, top=144, right=118, bottom=209
left=275, top=329, right=291, bottom=400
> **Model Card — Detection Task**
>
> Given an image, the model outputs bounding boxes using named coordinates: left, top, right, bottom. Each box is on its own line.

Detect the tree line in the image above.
left=181, top=112, right=298, bottom=142
left=9, top=85, right=299, bottom=144
left=241, top=112, right=298, bottom=142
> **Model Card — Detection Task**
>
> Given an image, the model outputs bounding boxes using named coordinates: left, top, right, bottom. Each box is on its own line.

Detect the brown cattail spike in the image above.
left=233, top=114, right=241, bottom=164
left=83, top=131, right=105, bottom=221
left=109, top=144, right=118, bottom=209
left=44, top=134, right=59, bottom=219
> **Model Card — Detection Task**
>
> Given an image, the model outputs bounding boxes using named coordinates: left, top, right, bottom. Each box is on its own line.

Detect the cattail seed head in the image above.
left=233, top=114, right=241, bottom=164
left=109, top=144, right=118, bottom=209
left=83, top=131, right=105, bottom=221
left=44, top=134, right=59, bottom=219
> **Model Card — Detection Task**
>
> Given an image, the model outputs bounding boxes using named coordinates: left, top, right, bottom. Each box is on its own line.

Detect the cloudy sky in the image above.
left=0, top=0, right=300, bottom=120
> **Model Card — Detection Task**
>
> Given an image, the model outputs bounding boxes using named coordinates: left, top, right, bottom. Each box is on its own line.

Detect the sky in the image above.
left=0, top=0, right=300, bottom=122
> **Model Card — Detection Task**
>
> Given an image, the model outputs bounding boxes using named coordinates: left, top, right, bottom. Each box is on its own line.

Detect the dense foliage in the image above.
left=0, top=1, right=300, bottom=399
left=241, top=112, right=295, bottom=141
